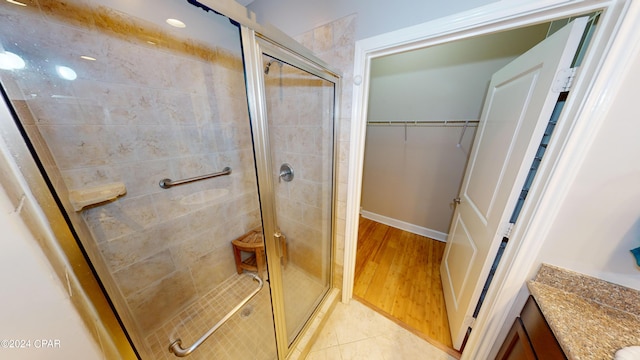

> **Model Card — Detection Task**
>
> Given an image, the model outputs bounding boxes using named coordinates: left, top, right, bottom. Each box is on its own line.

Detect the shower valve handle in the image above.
left=279, top=163, right=294, bottom=182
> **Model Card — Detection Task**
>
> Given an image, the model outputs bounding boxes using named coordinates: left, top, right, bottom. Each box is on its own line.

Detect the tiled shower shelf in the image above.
left=68, top=182, right=126, bottom=211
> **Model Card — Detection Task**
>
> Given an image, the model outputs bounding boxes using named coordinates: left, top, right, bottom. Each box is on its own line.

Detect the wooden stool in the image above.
left=231, top=229, right=266, bottom=277
left=231, top=228, right=288, bottom=278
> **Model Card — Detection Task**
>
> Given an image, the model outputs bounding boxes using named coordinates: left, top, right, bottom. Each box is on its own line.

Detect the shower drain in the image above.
left=240, top=305, right=253, bottom=318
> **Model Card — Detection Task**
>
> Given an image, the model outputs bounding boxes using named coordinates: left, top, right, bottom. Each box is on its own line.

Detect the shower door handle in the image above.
left=274, top=231, right=288, bottom=267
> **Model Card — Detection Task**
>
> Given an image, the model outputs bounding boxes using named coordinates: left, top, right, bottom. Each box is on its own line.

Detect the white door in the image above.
left=440, top=17, right=588, bottom=350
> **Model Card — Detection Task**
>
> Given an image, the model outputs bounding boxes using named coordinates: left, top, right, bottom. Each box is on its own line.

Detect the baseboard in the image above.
left=360, top=210, right=448, bottom=242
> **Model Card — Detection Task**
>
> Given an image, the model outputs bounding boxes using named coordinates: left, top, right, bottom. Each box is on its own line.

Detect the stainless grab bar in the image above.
left=169, top=273, right=263, bottom=357
left=159, top=167, right=231, bottom=189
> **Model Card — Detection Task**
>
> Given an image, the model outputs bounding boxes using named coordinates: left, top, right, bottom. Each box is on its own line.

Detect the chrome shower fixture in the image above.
left=264, top=59, right=283, bottom=74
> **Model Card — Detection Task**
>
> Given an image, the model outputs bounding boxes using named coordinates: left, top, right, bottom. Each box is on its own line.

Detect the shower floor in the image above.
left=145, top=264, right=325, bottom=360
left=145, top=273, right=276, bottom=360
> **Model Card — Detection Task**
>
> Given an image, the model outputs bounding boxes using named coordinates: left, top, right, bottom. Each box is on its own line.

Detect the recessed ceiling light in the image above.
left=0, top=51, right=25, bottom=70
left=55, top=65, right=77, bottom=81
left=80, top=55, right=96, bottom=61
left=6, top=0, right=27, bottom=7
left=166, top=18, right=186, bottom=28
left=147, top=41, right=157, bottom=45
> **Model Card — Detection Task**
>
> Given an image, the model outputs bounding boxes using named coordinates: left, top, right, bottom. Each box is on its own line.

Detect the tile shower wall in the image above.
left=0, top=0, right=260, bottom=336
left=265, top=62, right=334, bottom=279
left=294, top=14, right=357, bottom=289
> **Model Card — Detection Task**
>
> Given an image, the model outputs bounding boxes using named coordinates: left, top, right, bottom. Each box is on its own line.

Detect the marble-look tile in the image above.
left=99, top=227, right=161, bottom=272
left=127, top=269, right=197, bottom=333
left=102, top=125, right=139, bottom=163
left=215, top=149, right=257, bottom=177
left=180, top=124, right=219, bottom=155
left=212, top=96, right=246, bottom=125
left=100, top=215, right=191, bottom=271
left=290, top=179, right=323, bottom=207
left=38, top=124, right=109, bottom=169
left=169, top=230, right=222, bottom=269
left=332, top=15, right=357, bottom=49
left=307, top=345, right=342, bottom=360
left=135, top=125, right=185, bottom=160
left=174, top=154, right=220, bottom=181
left=309, top=318, right=340, bottom=351
left=166, top=56, right=208, bottom=94
left=301, top=204, right=323, bottom=230
left=188, top=245, right=237, bottom=295
left=295, top=31, right=315, bottom=50
left=151, top=184, right=204, bottom=222
left=82, top=194, right=158, bottom=242
left=330, top=300, right=393, bottom=344
left=287, top=236, right=324, bottom=278
left=307, top=300, right=457, bottom=360
left=286, top=126, right=323, bottom=155
left=339, top=337, right=386, bottom=360
left=116, top=159, right=173, bottom=198
left=227, top=192, right=261, bottom=219
left=61, top=166, right=119, bottom=191
left=26, top=99, right=102, bottom=125
left=186, top=203, right=229, bottom=236
left=299, top=154, right=325, bottom=183
left=155, top=91, right=198, bottom=126
left=113, top=249, right=176, bottom=298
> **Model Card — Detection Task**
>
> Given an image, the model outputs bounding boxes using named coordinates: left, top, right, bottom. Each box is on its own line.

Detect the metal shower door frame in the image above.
left=240, top=26, right=342, bottom=359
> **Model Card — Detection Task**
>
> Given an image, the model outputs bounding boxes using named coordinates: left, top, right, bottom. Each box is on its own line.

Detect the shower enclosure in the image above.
left=0, top=0, right=339, bottom=359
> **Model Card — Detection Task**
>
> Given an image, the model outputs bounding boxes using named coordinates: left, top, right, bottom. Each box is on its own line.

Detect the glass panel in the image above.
left=0, top=1, right=276, bottom=359
left=262, top=54, right=335, bottom=344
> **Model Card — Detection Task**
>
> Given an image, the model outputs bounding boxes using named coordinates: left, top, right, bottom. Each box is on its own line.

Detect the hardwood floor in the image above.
left=354, top=216, right=457, bottom=355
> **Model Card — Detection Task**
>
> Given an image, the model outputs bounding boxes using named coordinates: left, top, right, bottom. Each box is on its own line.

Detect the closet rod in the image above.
left=367, top=120, right=479, bottom=127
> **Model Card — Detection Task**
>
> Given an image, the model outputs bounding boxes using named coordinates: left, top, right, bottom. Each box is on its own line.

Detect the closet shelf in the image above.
left=68, top=182, right=127, bottom=211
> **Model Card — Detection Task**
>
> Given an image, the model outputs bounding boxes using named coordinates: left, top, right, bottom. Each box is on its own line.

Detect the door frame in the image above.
left=343, top=0, right=635, bottom=358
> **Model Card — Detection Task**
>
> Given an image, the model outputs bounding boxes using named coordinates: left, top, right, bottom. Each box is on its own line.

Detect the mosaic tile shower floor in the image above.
left=146, top=272, right=276, bottom=360
left=145, top=263, right=325, bottom=359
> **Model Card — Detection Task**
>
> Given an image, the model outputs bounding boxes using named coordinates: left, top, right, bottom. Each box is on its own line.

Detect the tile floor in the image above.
left=306, top=300, right=457, bottom=360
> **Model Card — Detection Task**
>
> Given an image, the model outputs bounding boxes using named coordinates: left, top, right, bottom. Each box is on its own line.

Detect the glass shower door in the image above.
left=0, top=2, right=277, bottom=359
left=259, top=48, right=338, bottom=345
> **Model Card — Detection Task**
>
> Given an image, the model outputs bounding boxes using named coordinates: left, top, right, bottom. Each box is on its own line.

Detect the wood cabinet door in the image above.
left=521, top=297, right=566, bottom=359
left=495, top=318, right=536, bottom=360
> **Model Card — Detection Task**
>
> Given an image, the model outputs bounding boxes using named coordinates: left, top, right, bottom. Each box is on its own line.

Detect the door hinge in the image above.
left=552, top=67, right=577, bottom=92
left=464, top=316, right=476, bottom=329
left=504, top=223, right=514, bottom=238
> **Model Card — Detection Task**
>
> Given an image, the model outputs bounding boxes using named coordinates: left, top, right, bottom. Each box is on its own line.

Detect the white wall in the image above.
left=0, top=185, right=103, bottom=359
left=362, top=126, right=475, bottom=236
left=367, top=24, right=549, bottom=121
left=248, top=0, right=497, bottom=39
left=536, top=36, right=640, bottom=290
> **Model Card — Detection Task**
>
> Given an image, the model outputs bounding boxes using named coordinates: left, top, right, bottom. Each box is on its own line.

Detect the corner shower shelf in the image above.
left=68, top=182, right=127, bottom=211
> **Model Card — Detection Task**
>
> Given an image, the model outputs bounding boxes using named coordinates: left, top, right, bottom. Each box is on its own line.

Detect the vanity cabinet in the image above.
left=496, top=296, right=566, bottom=360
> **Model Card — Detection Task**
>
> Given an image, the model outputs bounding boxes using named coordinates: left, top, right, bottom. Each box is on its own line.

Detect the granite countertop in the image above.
left=528, top=264, right=640, bottom=360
